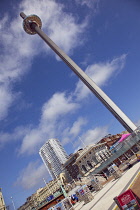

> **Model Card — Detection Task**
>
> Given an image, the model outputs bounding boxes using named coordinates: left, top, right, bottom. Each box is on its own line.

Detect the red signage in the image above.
left=117, top=189, right=140, bottom=210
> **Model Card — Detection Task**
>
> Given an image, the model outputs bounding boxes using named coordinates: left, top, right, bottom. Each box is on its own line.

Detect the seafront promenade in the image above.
left=74, top=161, right=140, bottom=210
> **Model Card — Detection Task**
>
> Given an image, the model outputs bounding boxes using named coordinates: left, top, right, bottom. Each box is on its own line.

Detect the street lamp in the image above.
left=43, top=178, right=52, bottom=195
left=20, top=12, right=137, bottom=133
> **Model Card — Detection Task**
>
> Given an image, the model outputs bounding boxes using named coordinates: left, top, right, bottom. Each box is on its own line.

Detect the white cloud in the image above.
left=0, top=0, right=127, bottom=160
left=75, top=0, right=100, bottom=13
left=0, top=0, right=87, bottom=121
left=18, top=128, right=45, bottom=155
left=60, top=117, right=87, bottom=146
left=80, top=126, right=109, bottom=146
left=0, top=126, right=31, bottom=148
left=15, top=161, right=49, bottom=189
left=41, top=92, right=79, bottom=122
left=74, top=54, right=126, bottom=100
left=19, top=92, right=79, bottom=155
left=0, top=85, right=14, bottom=120
left=19, top=0, right=87, bottom=55
left=69, top=117, right=87, bottom=137
left=0, top=53, right=126, bottom=155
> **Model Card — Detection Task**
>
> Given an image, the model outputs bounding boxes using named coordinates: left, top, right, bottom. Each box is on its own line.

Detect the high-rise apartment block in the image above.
left=39, top=138, right=68, bottom=179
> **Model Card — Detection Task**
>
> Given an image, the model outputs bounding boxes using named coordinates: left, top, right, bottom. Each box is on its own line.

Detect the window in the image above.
left=87, top=161, right=92, bottom=169
left=82, top=165, right=87, bottom=172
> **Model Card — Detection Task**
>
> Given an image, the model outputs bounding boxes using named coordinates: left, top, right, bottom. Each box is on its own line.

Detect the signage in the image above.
left=48, top=197, right=73, bottom=210
left=117, top=189, right=140, bottom=210
left=77, top=185, right=89, bottom=196
left=108, top=164, right=118, bottom=173
left=47, top=195, right=54, bottom=202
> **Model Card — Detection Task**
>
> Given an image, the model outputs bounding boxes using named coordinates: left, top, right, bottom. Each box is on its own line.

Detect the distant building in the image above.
left=0, top=188, right=6, bottom=210
left=18, top=174, right=66, bottom=210
left=18, top=129, right=140, bottom=210
left=63, top=153, right=80, bottom=182
left=92, top=130, right=140, bottom=175
left=96, top=133, right=122, bottom=148
left=39, top=138, right=68, bottom=179
left=75, top=143, right=111, bottom=176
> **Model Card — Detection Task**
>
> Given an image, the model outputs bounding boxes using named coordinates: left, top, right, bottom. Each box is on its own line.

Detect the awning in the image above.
left=118, top=133, right=131, bottom=143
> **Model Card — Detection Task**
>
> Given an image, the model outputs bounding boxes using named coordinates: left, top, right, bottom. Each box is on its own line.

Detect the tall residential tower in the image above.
left=39, top=138, right=68, bottom=179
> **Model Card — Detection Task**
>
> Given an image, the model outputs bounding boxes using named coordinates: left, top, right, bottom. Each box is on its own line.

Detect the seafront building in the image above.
left=63, top=131, right=140, bottom=180
left=39, top=138, right=68, bottom=179
left=74, top=143, right=111, bottom=176
left=18, top=128, right=140, bottom=209
left=17, top=174, right=66, bottom=210
left=63, top=143, right=111, bottom=181
left=92, top=129, right=140, bottom=175
left=63, top=152, right=80, bottom=182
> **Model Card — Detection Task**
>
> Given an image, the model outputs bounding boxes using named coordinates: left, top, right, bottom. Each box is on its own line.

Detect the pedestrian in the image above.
left=95, top=177, right=99, bottom=182
left=126, top=162, right=132, bottom=169
left=103, top=173, right=108, bottom=180
left=79, top=177, right=82, bottom=182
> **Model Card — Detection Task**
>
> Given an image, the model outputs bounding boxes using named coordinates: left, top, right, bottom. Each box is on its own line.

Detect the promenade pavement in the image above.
left=74, top=161, right=140, bottom=210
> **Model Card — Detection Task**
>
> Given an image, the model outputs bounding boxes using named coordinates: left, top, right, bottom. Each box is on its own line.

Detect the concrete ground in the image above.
left=74, top=161, right=140, bottom=210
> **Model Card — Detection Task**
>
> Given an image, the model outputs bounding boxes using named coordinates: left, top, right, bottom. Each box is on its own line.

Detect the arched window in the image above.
left=87, top=161, right=92, bottom=169
left=82, top=165, right=87, bottom=172
left=99, top=154, right=104, bottom=161
left=106, top=151, right=111, bottom=157
left=102, top=152, right=108, bottom=159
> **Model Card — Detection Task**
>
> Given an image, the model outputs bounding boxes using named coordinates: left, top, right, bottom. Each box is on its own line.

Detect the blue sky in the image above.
left=0, top=0, right=140, bottom=208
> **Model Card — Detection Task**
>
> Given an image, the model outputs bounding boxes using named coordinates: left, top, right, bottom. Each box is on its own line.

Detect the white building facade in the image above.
left=75, top=143, right=111, bottom=176
left=39, top=138, right=68, bottom=179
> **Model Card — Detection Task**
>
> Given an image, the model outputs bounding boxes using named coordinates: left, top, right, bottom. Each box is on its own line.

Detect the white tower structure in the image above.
left=20, top=12, right=137, bottom=133
left=39, top=138, right=68, bottom=179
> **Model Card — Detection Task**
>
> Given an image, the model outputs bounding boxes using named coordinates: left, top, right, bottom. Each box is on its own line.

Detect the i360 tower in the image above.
left=39, top=138, right=68, bottom=179
left=20, top=13, right=137, bottom=133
